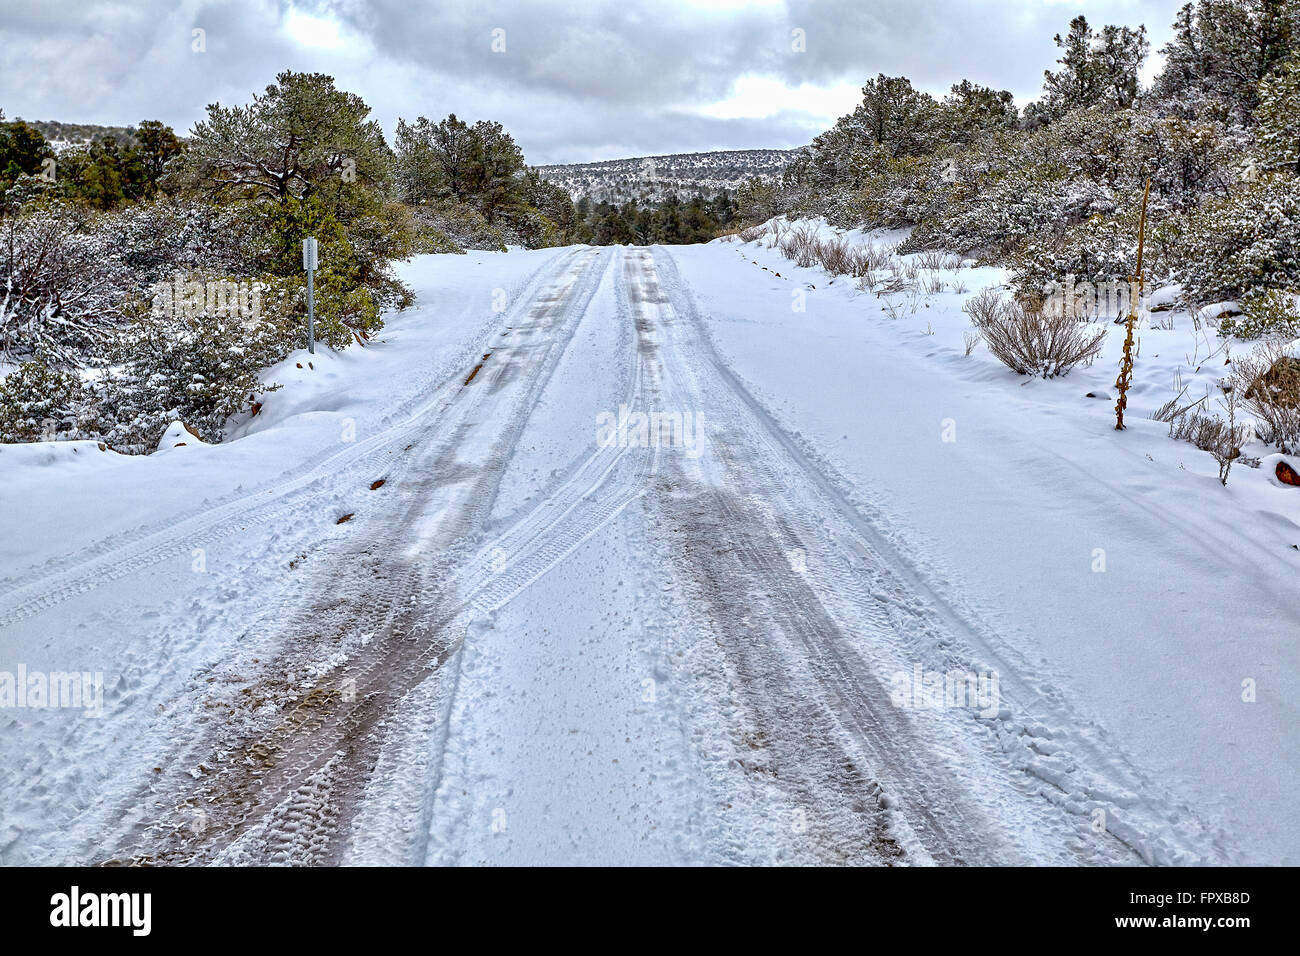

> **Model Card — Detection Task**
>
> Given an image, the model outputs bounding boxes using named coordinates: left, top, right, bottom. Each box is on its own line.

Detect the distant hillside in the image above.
left=537, top=148, right=795, bottom=203
left=21, top=120, right=139, bottom=152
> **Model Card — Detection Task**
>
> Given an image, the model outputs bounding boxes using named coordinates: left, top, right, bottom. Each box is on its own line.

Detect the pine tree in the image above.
left=184, top=70, right=391, bottom=204
left=1039, top=16, right=1148, bottom=118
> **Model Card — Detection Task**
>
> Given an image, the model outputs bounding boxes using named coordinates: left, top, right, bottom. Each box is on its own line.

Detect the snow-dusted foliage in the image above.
left=1174, top=172, right=1300, bottom=304
left=0, top=71, right=435, bottom=453
left=1222, top=288, right=1300, bottom=339
left=80, top=287, right=300, bottom=452
left=0, top=360, right=83, bottom=443
left=0, top=203, right=126, bottom=366
left=753, top=3, right=1300, bottom=331
left=100, top=199, right=258, bottom=288
left=1257, top=57, right=1300, bottom=172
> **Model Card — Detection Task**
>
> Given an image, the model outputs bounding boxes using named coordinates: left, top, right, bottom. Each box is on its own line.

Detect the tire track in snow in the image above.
left=650, top=245, right=1222, bottom=865
left=94, top=249, right=614, bottom=866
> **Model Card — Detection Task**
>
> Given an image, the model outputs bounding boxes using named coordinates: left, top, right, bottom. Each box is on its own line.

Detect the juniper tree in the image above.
left=0, top=118, right=54, bottom=205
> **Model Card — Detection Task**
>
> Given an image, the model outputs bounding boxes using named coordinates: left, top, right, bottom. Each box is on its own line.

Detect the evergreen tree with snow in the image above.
left=1038, top=16, right=1148, bottom=119
left=1152, top=0, right=1300, bottom=120
left=1257, top=56, right=1300, bottom=170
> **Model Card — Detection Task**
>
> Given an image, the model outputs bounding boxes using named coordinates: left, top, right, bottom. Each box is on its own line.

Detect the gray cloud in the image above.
left=1, top=0, right=1185, bottom=164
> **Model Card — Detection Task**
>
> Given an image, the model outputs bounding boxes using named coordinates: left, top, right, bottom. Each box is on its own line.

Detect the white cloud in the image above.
left=285, top=8, right=345, bottom=50
left=696, top=75, right=862, bottom=123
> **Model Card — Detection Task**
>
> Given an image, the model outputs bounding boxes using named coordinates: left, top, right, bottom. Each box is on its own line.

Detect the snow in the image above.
left=692, top=222, right=1300, bottom=863
left=1, top=232, right=1296, bottom=866
left=154, top=420, right=209, bottom=453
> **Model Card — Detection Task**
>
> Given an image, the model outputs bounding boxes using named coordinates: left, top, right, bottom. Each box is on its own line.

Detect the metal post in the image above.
left=303, top=237, right=318, bottom=354
left=307, top=266, right=316, bottom=354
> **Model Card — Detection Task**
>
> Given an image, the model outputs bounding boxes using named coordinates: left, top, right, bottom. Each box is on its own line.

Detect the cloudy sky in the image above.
left=2, top=0, right=1183, bottom=165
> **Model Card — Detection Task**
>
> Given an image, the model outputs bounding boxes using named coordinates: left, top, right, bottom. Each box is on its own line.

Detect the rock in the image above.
left=1278, top=460, right=1300, bottom=486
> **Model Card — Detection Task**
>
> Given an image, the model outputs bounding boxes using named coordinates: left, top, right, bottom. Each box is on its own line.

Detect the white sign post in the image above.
left=303, top=237, right=318, bottom=354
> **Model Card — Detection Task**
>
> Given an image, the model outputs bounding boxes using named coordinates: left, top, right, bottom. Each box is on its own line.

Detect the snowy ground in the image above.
left=1, top=234, right=1296, bottom=866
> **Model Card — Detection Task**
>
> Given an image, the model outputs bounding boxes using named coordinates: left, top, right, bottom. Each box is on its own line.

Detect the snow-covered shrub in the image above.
left=411, top=200, right=507, bottom=252
left=906, top=162, right=1090, bottom=260
left=847, top=152, right=931, bottom=229
left=0, top=361, right=84, bottom=443
left=410, top=225, right=465, bottom=254
left=100, top=199, right=257, bottom=289
left=966, top=290, right=1106, bottom=378
left=0, top=203, right=127, bottom=366
left=1174, top=172, right=1300, bottom=303
left=1220, top=289, right=1300, bottom=339
left=80, top=284, right=295, bottom=451
left=1009, top=194, right=1177, bottom=306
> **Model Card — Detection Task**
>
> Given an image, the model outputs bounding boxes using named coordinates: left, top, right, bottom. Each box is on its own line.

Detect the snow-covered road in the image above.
left=2, top=242, right=1295, bottom=866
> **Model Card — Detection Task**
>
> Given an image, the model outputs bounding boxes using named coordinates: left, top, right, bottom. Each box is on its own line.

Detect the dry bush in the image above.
left=1150, top=383, right=1206, bottom=425
left=861, top=244, right=894, bottom=273
left=779, top=224, right=821, bottom=267
left=1162, top=400, right=1254, bottom=484
left=1151, top=382, right=1257, bottom=485
left=963, top=330, right=981, bottom=355
left=963, top=288, right=1004, bottom=326
left=766, top=221, right=786, bottom=249
left=1163, top=406, right=1248, bottom=457
left=816, top=235, right=855, bottom=275
left=876, top=273, right=908, bottom=294
left=965, top=291, right=1107, bottom=378
left=739, top=225, right=767, bottom=243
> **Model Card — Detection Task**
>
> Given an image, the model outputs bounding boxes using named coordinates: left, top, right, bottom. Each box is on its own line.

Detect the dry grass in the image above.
left=912, top=250, right=962, bottom=271
left=921, top=272, right=946, bottom=295
left=1231, top=342, right=1300, bottom=455
left=778, top=224, right=821, bottom=268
